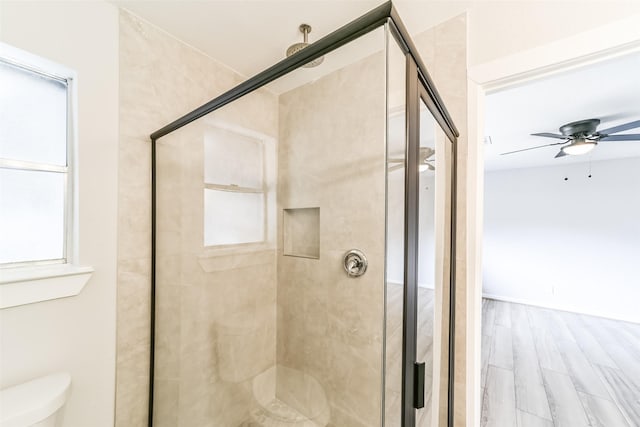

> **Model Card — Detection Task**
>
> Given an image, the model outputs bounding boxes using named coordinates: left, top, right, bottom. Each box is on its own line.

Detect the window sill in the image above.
left=198, top=245, right=275, bottom=273
left=0, top=264, right=94, bottom=309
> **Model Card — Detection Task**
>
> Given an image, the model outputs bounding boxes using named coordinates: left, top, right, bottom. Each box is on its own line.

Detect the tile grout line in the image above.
left=522, top=303, right=555, bottom=427
left=564, top=312, right=630, bottom=422
left=554, top=310, right=599, bottom=427
left=509, top=302, right=521, bottom=427
left=480, top=299, right=496, bottom=426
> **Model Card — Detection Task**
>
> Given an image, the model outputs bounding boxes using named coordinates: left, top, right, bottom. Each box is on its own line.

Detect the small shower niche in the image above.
left=283, top=207, right=320, bottom=259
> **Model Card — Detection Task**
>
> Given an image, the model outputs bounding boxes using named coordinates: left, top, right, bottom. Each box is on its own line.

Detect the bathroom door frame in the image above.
left=399, top=52, right=458, bottom=427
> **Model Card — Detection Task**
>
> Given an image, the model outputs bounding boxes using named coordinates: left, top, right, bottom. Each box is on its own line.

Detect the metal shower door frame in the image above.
left=399, top=51, right=458, bottom=427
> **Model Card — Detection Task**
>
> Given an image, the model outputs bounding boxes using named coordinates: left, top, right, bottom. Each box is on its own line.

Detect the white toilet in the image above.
left=0, top=373, right=71, bottom=427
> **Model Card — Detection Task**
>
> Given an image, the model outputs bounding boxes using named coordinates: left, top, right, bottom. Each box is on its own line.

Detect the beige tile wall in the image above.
left=414, top=14, right=470, bottom=427
left=276, top=42, right=387, bottom=426
left=117, top=9, right=277, bottom=426
left=153, top=101, right=278, bottom=427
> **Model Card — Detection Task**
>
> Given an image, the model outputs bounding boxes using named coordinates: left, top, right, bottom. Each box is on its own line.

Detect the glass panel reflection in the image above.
left=384, top=31, right=407, bottom=427
left=416, top=99, right=437, bottom=427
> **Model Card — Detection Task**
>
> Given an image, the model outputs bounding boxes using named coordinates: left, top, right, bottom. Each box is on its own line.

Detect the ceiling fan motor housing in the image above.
left=559, top=118, right=601, bottom=137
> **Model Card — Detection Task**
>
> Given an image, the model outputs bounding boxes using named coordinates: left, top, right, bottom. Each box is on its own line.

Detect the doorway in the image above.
left=478, top=46, right=640, bottom=427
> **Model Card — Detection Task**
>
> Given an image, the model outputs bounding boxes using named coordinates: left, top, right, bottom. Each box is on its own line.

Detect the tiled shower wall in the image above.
left=117, top=7, right=468, bottom=426
left=277, top=49, right=387, bottom=426
left=413, top=15, right=469, bottom=427
left=116, top=10, right=274, bottom=425
left=153, top=98, right=278, bottom=426
left=383, top=17, right=469, bottom=425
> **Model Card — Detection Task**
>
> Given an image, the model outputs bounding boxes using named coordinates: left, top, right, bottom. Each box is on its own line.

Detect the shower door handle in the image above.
left=414, top=361, right=425, bottom=408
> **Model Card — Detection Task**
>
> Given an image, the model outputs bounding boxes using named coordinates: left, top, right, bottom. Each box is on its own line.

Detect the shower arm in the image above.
left=300, top=24, right=311, bottom=44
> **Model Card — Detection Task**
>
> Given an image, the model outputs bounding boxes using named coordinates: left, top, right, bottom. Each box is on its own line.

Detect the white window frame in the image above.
left=200, top=119, right=277, bottom=257
left=0, top=42, right=92, bottom=309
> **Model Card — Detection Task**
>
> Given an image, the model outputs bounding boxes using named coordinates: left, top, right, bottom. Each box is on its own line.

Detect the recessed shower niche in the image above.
left=283, top=207, right=320, bottom=259
left=150, top=2, right=458, bottom=426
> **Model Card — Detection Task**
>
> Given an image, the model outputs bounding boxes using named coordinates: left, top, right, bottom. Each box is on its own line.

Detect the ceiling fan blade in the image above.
left=554, top=150, right=567, bottom=158
left=598, top=120, right=640, bottom=135
left=500, top=142, right=566, bottom=155
left=531, top=132, right=567, bottom=139
left=599, top=134, right=640, bottom=142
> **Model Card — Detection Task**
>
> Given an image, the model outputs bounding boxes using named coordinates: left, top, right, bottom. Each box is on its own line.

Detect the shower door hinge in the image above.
left=414, top=361, right=425, bottom=409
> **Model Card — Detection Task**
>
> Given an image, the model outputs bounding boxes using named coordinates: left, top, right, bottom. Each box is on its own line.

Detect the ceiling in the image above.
left=111, top=0, right=640, bottom=169
left=112, top=1, right=640, bottom=77
left=113, top=0, right=470, bottom=80
left=484, top=50, right=640, bottom=171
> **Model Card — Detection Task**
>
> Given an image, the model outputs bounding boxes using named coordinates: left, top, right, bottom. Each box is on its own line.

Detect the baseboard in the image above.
left=387, top=281, right=434, bottom=290
left=482, top=292, right=640, bottom=325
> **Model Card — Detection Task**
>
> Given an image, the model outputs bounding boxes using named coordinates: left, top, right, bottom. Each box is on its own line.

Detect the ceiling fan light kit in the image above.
left=561, top=138, right=597, bottom=155
left=500, top=118, right=640, bottom=158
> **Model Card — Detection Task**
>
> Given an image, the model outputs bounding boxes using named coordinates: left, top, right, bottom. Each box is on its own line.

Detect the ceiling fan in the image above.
left=388, top=147, right=435, bottom=172
left=501, top=118, right=640, bottom=158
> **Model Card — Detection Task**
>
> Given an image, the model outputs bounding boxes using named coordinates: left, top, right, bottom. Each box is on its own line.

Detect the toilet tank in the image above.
left=0, top=373, right=71, bottom=427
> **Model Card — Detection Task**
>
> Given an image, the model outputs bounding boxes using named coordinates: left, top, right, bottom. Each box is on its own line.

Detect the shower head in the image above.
left=285, top=24, right=324, bottom=68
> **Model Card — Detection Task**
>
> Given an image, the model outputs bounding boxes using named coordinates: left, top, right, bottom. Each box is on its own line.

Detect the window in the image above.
left=0, top=43, right=92, bottom=309
left=0, top=51, right=72, bottom=267
left=203, top=126, right=267, bottom=247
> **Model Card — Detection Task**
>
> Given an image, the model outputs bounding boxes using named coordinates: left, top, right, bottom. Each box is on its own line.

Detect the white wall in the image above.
left=385, top=168, right=404, bottom=284
left=0, top=2, right=119, bottom=426
left=483, top=157, right=640, bottom=323
left=466, top=2, right=640, bottom=67
left=387, top=171, right=436, bottom=288
left=397, top=1, right=640, bottom=68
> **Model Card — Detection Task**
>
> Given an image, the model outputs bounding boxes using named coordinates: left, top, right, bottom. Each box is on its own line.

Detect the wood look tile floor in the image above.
left=481, top=299, right=640, bottom=427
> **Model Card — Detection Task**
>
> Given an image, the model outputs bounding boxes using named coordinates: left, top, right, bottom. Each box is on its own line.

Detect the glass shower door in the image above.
left=415, top=91, right=455, bottom=427
left=153, top=26, right=390, bottom=427
left=385, top=49, right=456, bottom=427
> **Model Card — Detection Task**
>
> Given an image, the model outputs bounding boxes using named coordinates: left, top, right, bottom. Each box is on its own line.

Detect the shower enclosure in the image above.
left=149, top=2, right=457, bottom=426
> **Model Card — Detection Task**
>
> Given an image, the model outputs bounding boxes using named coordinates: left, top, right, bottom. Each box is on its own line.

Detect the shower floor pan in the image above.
left=246, top=398, right=321, bottom=427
